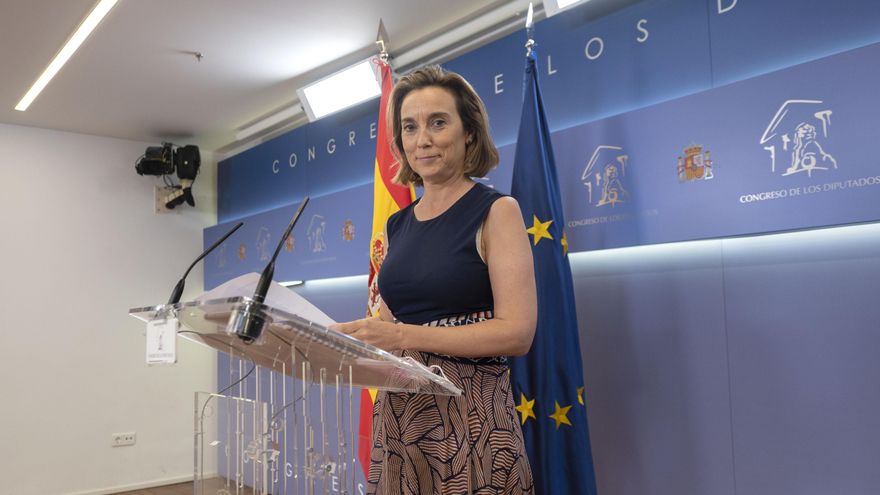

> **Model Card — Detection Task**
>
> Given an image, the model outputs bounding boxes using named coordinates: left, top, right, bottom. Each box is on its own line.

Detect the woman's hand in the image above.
left=331, top=318, right=405, bottom=352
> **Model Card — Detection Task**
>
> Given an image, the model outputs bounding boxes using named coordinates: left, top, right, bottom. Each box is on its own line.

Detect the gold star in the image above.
left=577, top=387, right=584, bottom=406
left=526, top=215, right=554, bottom=246
left=561, top=231, right=569, bottom=256
left=515, top=393, right=537, bottom=425
left=549, top=401, right=572, bottom=429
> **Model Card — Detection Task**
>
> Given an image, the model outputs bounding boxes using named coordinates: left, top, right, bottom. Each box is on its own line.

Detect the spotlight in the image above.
left=135, top=143, right=201, bottom=208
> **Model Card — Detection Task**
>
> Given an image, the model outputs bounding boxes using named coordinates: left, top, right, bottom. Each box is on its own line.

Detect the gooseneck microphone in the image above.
left=230, top=197, right=310, bottom=343
left=167, top=222, right=244, bottom=305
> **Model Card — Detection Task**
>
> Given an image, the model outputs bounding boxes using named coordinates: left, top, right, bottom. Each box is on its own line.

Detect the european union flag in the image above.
left=510, top=45, right=599, bottom=495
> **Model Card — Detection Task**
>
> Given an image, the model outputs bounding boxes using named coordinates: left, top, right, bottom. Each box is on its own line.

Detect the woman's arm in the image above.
left=333, top=196, right=537, bottom=357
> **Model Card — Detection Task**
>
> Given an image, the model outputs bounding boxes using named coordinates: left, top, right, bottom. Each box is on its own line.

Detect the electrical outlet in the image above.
left=112, top=431, right=136, bottom=447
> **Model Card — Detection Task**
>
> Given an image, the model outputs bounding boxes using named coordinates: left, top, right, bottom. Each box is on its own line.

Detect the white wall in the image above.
left=0, top=123, right=217, bottom=495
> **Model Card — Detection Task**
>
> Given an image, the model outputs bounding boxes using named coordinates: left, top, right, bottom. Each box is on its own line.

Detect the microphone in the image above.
left=230, top=197, right=310, bottom=343
left=167, top=221, right=244, bottom=305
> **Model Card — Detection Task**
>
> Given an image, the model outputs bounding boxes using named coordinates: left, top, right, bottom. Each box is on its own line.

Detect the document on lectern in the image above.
left=197, top=272, right=335, bottom=327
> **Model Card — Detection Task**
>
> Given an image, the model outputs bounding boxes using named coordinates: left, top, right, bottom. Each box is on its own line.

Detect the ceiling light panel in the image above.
left=297, top=60, right=381, bottom=122
left=15, top=0, right=119, bottom=111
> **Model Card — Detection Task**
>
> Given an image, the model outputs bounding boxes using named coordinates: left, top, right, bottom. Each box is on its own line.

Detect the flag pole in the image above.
left=358, top=31, right=416, bottom=484
left=525, top=2, right=535, bottom=56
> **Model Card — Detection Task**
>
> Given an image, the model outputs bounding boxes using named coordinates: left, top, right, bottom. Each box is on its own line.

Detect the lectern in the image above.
left=130, top=296, right=461, bottom=495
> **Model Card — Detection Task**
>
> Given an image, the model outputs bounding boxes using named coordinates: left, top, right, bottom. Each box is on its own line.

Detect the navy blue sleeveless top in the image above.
left=378, top=183, right=504, bottom=325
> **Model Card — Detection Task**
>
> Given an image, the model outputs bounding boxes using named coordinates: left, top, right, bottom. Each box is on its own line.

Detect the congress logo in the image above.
left=582, top=145, right=630, bottom=207
left=255, top=227, right=272, bottom=261
left=215, top=243, right=227, bottom=269
left=307, top=214, right=327, bottom=253
left=760, top=99, right=837, bottom=177
left=342, top=219, right=356, bottom=241
left=677, top=144, right=714, bottom=182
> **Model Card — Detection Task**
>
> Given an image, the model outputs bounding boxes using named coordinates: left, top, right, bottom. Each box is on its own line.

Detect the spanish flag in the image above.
left=360, top=59, right=414, bottom=476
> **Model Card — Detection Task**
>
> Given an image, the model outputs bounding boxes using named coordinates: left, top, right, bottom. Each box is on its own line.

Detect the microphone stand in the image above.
left=230, top=197, right=310, bottom=343
left=168, top=222, right=244, bottom=305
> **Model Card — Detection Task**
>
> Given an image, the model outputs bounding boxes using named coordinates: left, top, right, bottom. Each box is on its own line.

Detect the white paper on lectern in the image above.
left=196, top=272, right=336, bottom=327
left=146, top=317, right=178, bottom=364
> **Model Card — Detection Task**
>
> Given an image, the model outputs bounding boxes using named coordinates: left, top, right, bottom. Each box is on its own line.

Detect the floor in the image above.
left=113, top=482, right=193, bottom=495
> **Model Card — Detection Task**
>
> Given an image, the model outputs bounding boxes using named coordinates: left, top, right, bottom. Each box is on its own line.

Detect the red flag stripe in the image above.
left=375, top=62, right=412, bottom=210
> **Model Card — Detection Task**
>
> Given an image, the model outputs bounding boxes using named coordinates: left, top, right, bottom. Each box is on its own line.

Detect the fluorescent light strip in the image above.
left=557, top=0, right=585, bottom=8
left=567, top=222, right=880, bottom=272
left=298, top=60, right=380, bottom=121
left=278, top=280, right=305, bottom=287
left=301, top=274, right=369, bottom=288
left=543, top=0, right=589, bottom=18
left=15, top=0, right=118, bottom=111
left=235, top=104, right=304, bottom=141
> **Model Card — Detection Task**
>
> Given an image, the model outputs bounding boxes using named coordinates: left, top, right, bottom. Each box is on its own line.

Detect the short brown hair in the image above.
left=387, top=65, right=499, bottom=187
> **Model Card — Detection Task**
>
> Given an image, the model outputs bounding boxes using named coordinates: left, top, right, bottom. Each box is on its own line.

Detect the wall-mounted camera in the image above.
left=135, top=142, right=201, bottom=209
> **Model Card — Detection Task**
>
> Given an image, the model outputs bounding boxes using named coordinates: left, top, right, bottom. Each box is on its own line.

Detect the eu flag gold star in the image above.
left=561, top=231, right=569, bottom=256
left=526, top=215, right=554, bottom=246
left=577, top=386, right=584, bottom=406
left=549, top=401, right=572, bottom=429
left=515, top=393, right=537, bottom=425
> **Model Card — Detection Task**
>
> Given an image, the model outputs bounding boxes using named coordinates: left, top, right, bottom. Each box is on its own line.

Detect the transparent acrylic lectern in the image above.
left=130, top=296, right=461, bottom=495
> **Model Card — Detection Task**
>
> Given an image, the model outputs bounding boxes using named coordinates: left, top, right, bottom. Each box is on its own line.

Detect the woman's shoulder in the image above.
left=480, top=195, right=529, bottom=265
left=483, top=194, right=525, bottom=233
left=487, top=194, right=522, bottom=218
left=465, top=182, right=508, bottom=214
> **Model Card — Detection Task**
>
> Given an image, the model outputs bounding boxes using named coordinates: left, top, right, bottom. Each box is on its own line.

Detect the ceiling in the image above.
left=0, top=0, right=545, bottom=154
left=2, top=0, right=638, bottom=156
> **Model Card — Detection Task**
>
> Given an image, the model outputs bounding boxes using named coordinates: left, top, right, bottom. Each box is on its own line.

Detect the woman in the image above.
left=333, top=65, right=536, bottom=494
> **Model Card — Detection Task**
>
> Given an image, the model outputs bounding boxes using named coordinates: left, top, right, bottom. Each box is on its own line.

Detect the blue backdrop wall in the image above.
left=206, top=1, right=880, bottom=493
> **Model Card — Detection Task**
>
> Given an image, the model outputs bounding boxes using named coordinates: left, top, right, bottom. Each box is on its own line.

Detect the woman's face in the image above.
left=400, top=86, right=471, bottom=185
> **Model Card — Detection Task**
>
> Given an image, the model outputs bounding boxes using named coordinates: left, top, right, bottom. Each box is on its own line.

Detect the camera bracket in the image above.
left=154, top=185, right=182, bottom=214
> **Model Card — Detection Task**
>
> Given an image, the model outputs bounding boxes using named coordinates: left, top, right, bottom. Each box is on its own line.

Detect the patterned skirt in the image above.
left=367, top=312, right=535, bottom=495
